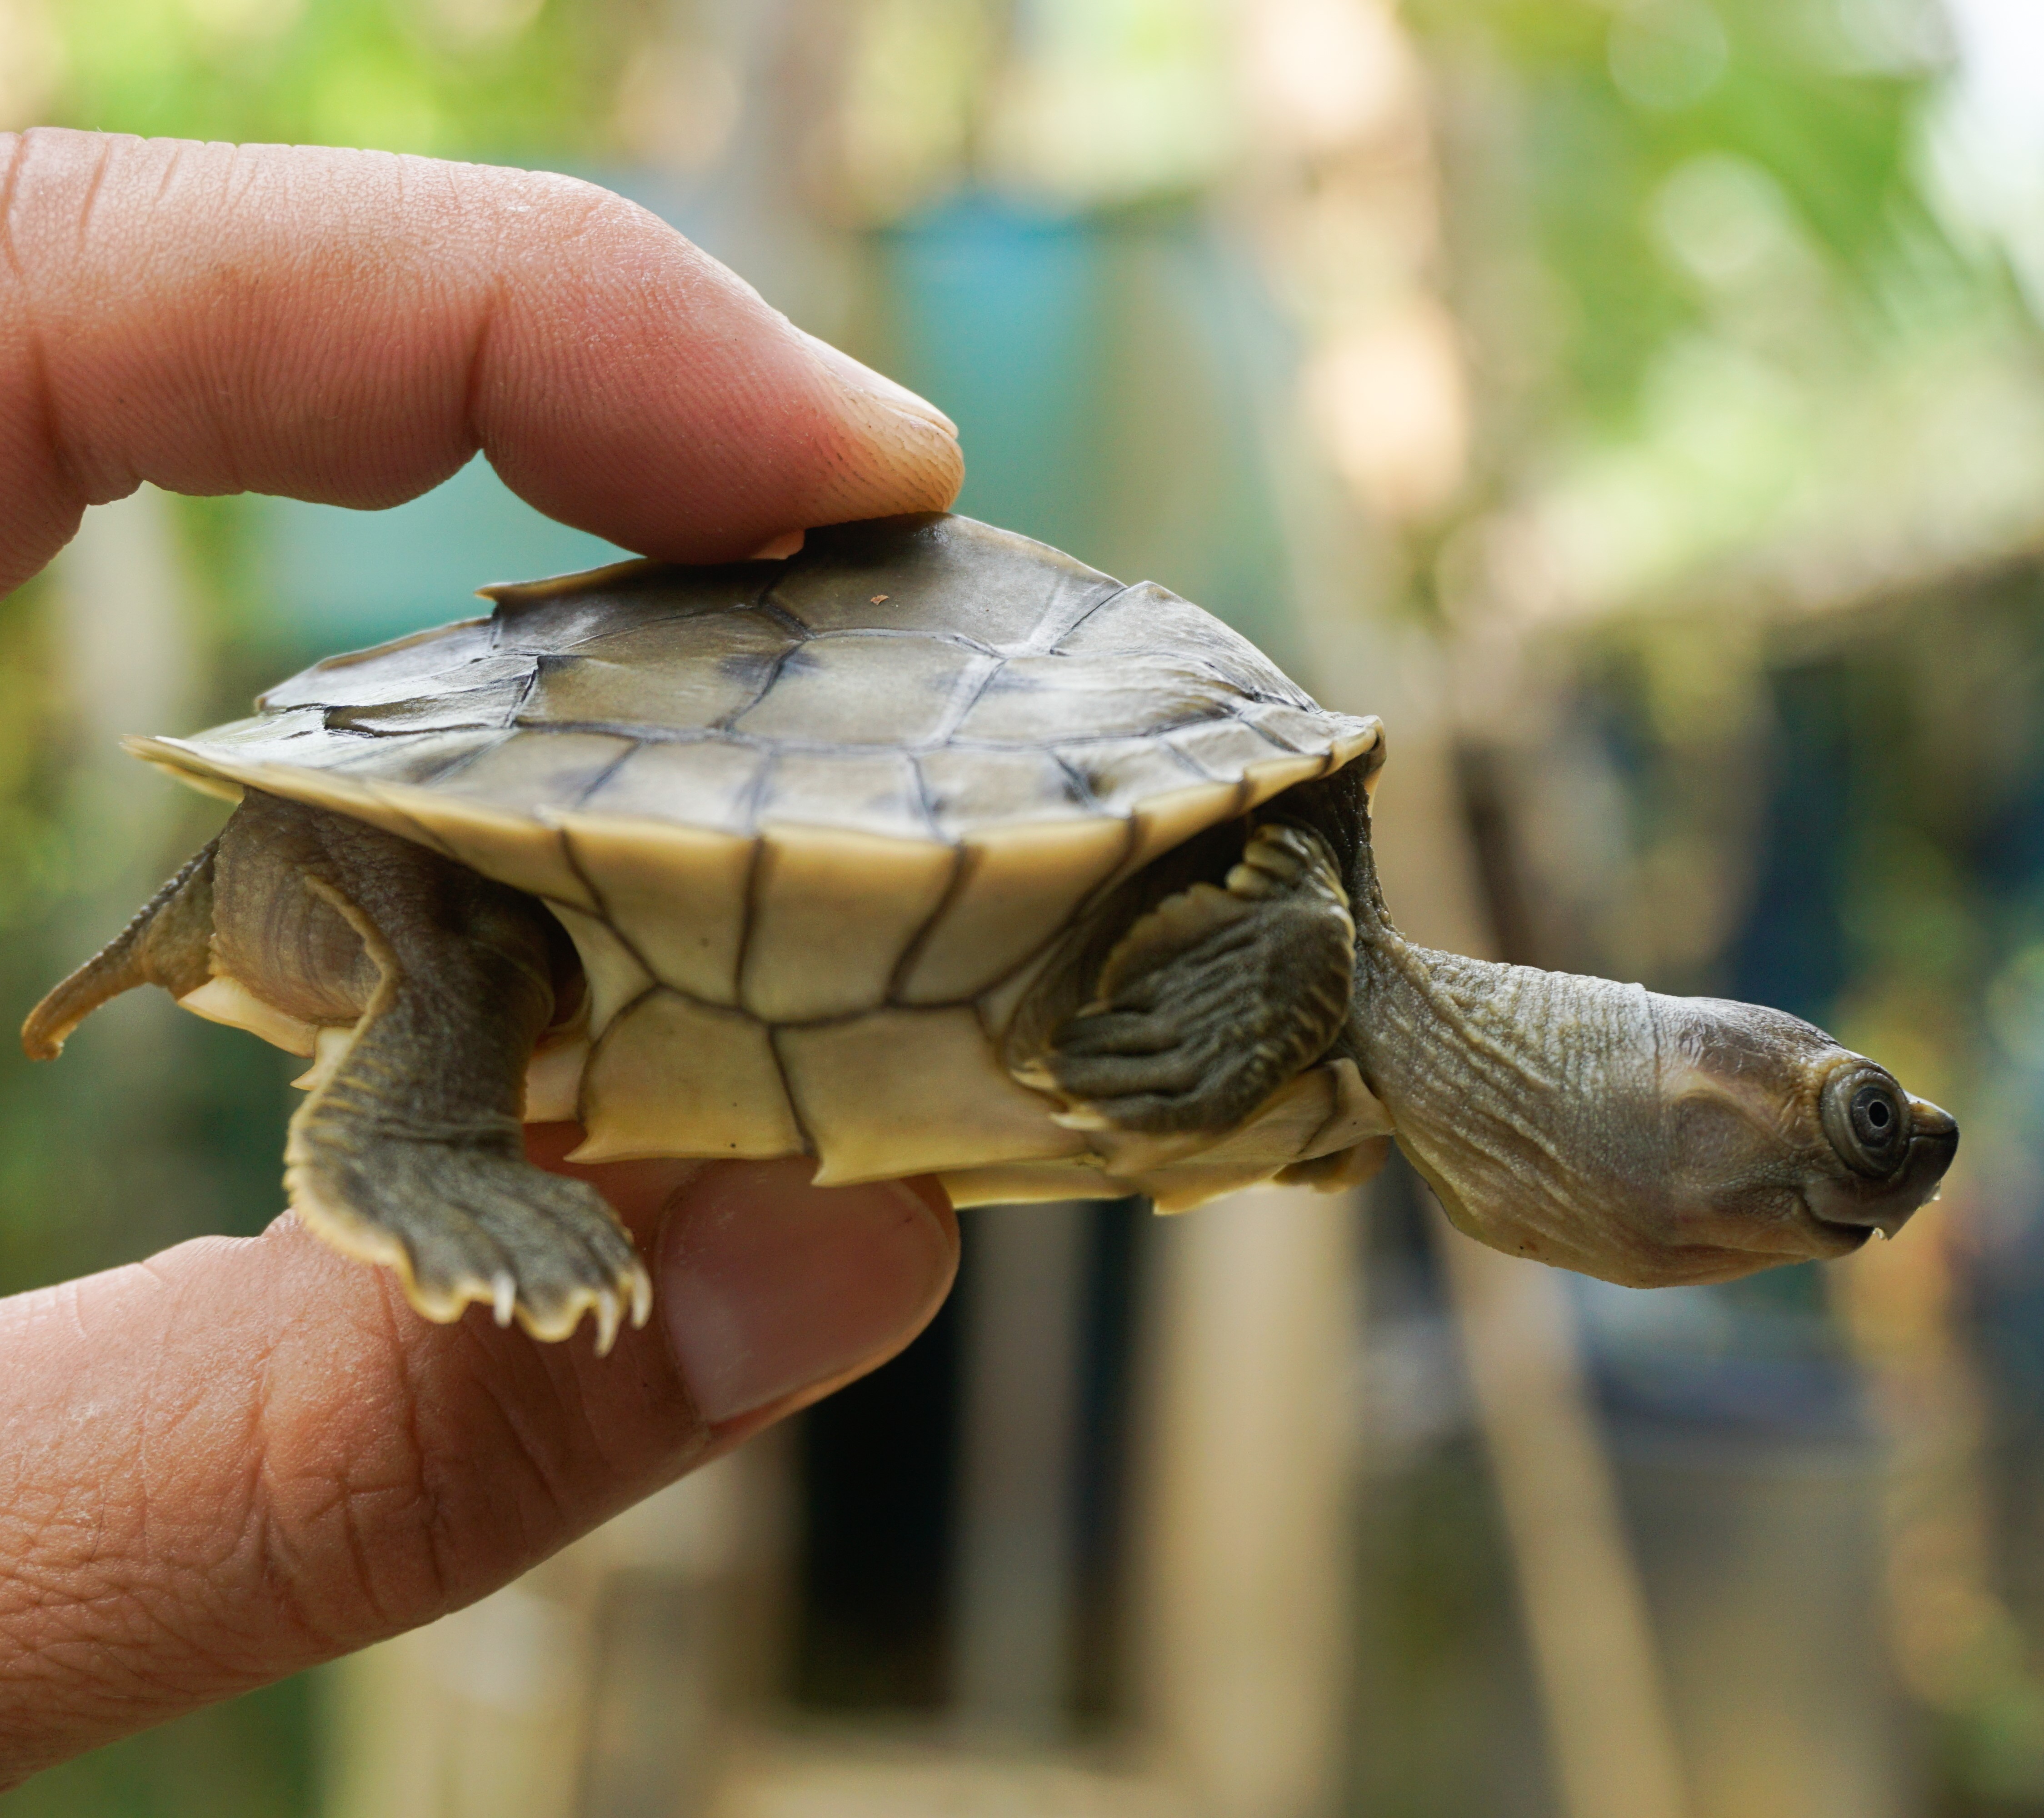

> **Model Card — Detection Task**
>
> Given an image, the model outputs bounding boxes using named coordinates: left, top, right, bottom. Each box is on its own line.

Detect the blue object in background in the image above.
left=875, top=194, right=1306, bottom=674
left=880, top=198, right=1107, bottom=560
left=1729, top=663, right=1854, bottom=1027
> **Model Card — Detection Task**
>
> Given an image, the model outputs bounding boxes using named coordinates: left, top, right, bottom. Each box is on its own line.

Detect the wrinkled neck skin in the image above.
left=1352, top=929, right=1667, bottom=1280
left=1344, top=875, right=1940, bottom=1287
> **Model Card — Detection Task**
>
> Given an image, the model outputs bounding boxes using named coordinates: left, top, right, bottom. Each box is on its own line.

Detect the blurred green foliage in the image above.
left=44, top=0, right=645, bottom=158
left=1, top=1678, right=314, bottom=1818
left=1414, top=0, right=1965, bottom=430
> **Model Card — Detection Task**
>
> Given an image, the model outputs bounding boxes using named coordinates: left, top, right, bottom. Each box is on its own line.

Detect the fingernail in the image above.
left=660, top=1162, right=955, bottom=1423
left=798, top=329, right=959, bottom=439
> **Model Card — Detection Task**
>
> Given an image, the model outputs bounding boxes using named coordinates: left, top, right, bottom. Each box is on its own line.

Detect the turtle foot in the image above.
left=1025, top=822, right=1357, bottom=1137
left=286, top=1138, right=652, bottom=1352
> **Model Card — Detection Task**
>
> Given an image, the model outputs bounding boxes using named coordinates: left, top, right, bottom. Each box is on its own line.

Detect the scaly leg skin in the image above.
left=1020, top=822, right=1358, bottom=1135
left=247, top=799, right=650, bottom=1351
left=25, top=791, right=649, bottom=1352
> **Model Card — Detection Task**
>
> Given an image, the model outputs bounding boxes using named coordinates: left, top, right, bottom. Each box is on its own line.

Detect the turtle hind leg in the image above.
left=229, top=800, right=649, bottom=1350
left=286, top=1084, right=651, bottom=1352
left=22, top=840, right=218, bottom=1060
left=1018, top=822, right=1357, bottom=1136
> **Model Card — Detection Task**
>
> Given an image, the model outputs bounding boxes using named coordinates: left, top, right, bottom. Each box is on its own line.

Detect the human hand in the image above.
left=0, top=128, right=964, bottom=1782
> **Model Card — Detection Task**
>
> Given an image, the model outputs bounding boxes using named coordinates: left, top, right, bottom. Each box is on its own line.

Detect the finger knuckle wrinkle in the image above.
left=242, top=1330, right=460, bottom=1646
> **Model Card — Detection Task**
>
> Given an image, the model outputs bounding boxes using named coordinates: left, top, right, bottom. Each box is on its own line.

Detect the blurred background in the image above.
left=4, top=0, right=2044, bottom=1813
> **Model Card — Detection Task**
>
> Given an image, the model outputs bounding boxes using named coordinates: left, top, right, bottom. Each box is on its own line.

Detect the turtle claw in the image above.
left=285, top=1134, right=651, bottom=1349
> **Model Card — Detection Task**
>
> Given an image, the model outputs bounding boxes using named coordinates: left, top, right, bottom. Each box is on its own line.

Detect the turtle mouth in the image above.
left=1796, top=1199, right=1877, bottom=1255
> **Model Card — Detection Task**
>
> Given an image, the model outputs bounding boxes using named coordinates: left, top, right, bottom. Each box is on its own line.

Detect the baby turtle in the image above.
left=24, top=514, right=1957, bottom=1348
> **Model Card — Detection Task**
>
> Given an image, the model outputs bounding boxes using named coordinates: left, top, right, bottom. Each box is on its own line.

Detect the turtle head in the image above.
left=1358, top=946, right=1959, bottom=1286
left=1622, top=994, right=1957, bottom=1275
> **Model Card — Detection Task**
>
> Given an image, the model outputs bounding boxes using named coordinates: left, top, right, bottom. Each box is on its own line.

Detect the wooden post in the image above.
left=950, top=1199, right=1090, bottom=1742
left=322, top=1455, right=761, bottom=1818
left=1129, top=1184, right=1361, bottom=1818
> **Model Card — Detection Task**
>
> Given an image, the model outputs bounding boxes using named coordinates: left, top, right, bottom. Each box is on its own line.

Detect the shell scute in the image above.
left=196, top=707, right=330, bottom=753
left=1055, top=580, right=1311, bottom=705
left=1166, top=717, right=1294, bottom=779
left=325, top=728, right=512, bottom=787
left=574, top=739, right=765, bottom=832
left=257, top=619, right=499, bottom=710
left=520, top=620, right=789, bottom=733
left=740, top=825, right=957, bottom=1021
left=361, top=784, right=594, bottom=910
left=1242, top=749, right=1336, bottom=813
left=1234, top=700, right=1329, bottom=752
left=1120, top=780, right=1251, bottom=880
left=756, top=749, right=933, bottom=844
left=542, top=901, right=655, bottom=1036
left=770, top=514, right=1119, bottom=646
left=898, top=816, right=1131, bottom=1004
left=777, top=1006, right=1089, bottom=1183
left=572, top=988, right=802, bottom=1164
left=487, top=559, right=779, bottom=654
left=955, top=653, right=1251, bottom=745
left=565, top=608, right=796, bottom=674
left=428, top=729, right=635, bottom=812
left=1057, top=736, right=1206, bottom=813
left=560, top=816, right=753, bottom=1004
left=916, top=747, right=1091, bottom=839
left=732, top=635, right=994, bottom=748
left=326, top=678, right=529, bottom=737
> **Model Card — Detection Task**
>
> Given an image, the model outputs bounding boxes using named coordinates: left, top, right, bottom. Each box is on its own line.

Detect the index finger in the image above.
left=0, top=129, right=962, bottom=594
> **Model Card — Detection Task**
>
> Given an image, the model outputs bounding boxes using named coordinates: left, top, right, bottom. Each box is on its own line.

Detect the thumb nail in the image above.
left=798, top=328, right=959, bottom=438
left=659, top=1161, right=956, bottom=1424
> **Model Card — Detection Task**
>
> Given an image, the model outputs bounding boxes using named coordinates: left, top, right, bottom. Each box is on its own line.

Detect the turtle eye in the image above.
left=1821, top=1066, right=1909, bottom=1178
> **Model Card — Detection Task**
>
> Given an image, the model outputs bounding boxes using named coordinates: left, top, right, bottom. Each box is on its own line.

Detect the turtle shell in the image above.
left=133, top=514, right=1385, bottom=1202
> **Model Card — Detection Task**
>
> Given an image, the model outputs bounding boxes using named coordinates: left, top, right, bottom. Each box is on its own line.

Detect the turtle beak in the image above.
left=1808, top=1096, right=1960, bottom=1240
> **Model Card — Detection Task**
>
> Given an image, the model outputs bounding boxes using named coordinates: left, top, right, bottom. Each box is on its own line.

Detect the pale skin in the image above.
left=0, top=128, right=964, bottom=1783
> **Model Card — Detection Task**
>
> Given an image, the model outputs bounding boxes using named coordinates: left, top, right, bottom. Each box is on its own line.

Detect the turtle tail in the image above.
left=21, top=840, right=219, bottom=1060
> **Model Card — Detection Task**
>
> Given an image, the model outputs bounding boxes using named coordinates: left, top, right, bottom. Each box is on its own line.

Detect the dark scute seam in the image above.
left=885, top=839, right=971, bottom=1006
left=930, top=649, right=1008, bottom=747
left=1048, top=753, right=1103, bottom=812
left=727, top=804, right=769, bottom=1008
left=555, top=825, right=669, bottom=994
left=714, top=639, right=800, bottom=732
left=563, top=738, right=639, bottom=812
left=415, top=731, right=515, bottom=786
left=1043, top=580, right=1139, bottom=654
left=766, top=1026, right=818, bottom=1157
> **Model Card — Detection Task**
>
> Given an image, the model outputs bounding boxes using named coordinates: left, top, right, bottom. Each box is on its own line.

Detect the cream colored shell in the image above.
left=135, top=515, right=1390, bottom=1208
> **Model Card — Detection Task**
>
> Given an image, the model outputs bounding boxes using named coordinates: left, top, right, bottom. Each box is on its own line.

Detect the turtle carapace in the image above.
left=23, top=515, right=1959, bottom=1347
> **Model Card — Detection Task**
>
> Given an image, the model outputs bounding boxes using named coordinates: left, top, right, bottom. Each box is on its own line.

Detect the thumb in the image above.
left=0, top=1155, right=955, bottom=1785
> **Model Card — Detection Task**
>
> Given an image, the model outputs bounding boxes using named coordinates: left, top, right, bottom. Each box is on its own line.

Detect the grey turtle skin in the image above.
left=23, top=514, right=1958, bottom=1348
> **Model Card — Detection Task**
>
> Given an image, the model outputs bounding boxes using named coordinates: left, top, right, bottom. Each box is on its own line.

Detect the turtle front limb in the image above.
left=213, top=796, right=652, bottom=1349
left=1015, top=822, right=1356, bottom=1135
